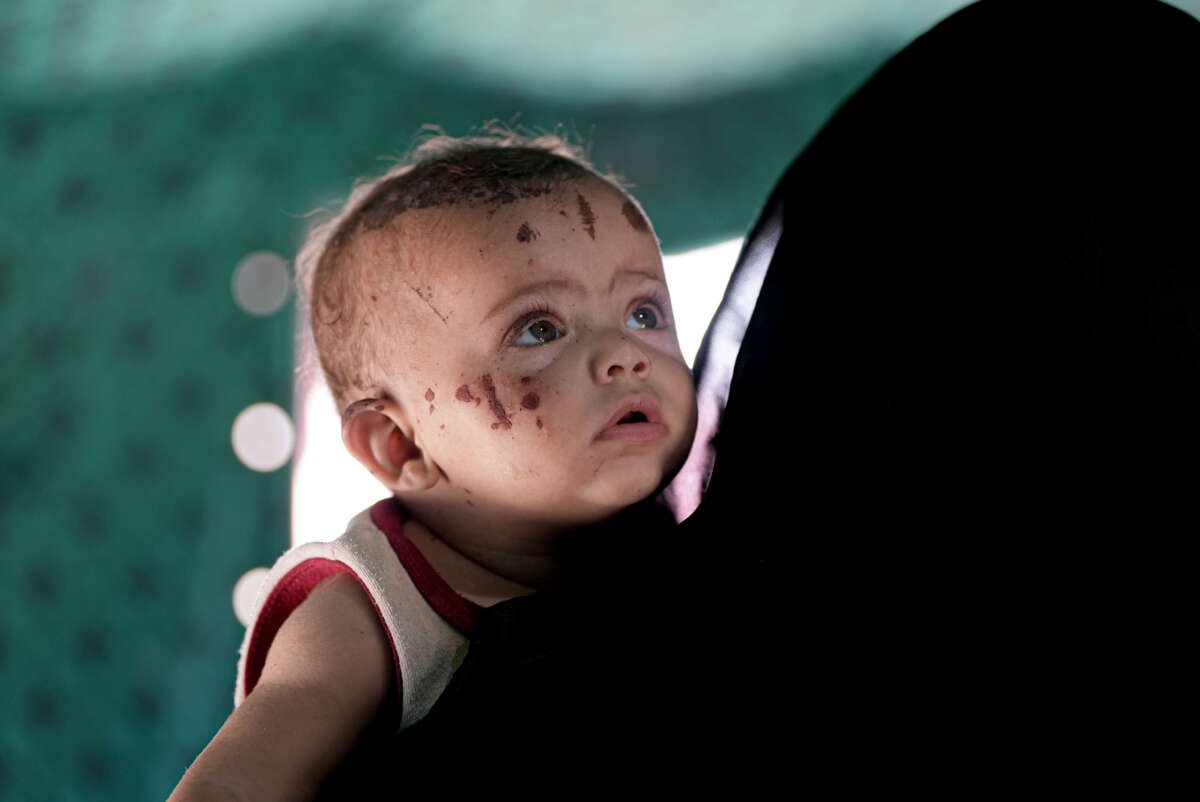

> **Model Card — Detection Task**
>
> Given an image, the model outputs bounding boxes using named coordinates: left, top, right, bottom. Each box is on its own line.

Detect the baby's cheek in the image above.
left=520, top=376, right=554, bottom=427
left=479, top=374, right=513, bottom=430
left=451, top=373, right=558, bottom=433
left=447, top=380, right=483, bottom=437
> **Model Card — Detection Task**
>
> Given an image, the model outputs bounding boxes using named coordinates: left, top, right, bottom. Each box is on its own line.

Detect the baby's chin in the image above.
left=578, top=466, right=673, bottom=516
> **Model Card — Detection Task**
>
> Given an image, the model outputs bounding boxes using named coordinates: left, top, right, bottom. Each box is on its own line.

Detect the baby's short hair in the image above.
left=296, top=126, right=632, bottom=410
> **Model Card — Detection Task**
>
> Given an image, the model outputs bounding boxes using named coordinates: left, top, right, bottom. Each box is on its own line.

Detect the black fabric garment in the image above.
left=695, top=0, right=1200, bottom=547
left=326, top=1, right=1198, bottom=794
left=318, top=499, right=695, bottom=797
left=682, top=0, right=1198, bottom=788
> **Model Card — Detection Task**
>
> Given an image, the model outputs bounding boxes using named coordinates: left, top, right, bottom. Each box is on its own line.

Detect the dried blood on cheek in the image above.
left=463, top=374, right=542, bottom=430
left=480, top=374, right=512, bottom=430
left=517, top=376, right=542, bottom=416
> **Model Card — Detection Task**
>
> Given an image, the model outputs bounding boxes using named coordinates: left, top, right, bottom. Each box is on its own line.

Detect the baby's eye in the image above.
left=513, top=318, right=563, bottom=346
left=626, top=305, right=661, bottom=331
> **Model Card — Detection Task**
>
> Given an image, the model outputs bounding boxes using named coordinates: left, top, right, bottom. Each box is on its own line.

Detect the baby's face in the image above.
left=361, top=178, right=697, bottom=531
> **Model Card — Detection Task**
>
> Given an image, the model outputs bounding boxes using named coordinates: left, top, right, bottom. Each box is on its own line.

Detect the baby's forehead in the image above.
left=351, top=176, right=612, bottom=255
left=341, top=175, right=651, bottom=303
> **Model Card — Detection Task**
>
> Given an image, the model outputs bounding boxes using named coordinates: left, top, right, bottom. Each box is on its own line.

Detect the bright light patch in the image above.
left=232, top=251, right=291, bottom=316
left=232, top=567, right=270, bottom=626
left=663, top=238, right=743, bottom=365
left=289, top=237, right=743, bottom=546
left=291, top=382, right=388, bottom=545
left=232, top=402, right=295, bottom=472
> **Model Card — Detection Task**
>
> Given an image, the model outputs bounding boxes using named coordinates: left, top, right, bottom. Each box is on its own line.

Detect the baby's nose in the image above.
left=607, top=357, right=648, bottom=378
left=593, top=331, right=652, bottom=382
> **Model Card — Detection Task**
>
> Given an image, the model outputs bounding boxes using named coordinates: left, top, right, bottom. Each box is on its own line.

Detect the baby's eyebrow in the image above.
left=484, top=278, right=583, bottom=320
left=609, top=268, right=667, bottom=293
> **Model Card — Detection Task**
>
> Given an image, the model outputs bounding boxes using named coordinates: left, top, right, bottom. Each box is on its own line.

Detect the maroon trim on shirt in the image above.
left=240, top=500, right=483, bottom=703
left=370, top=497, right=484, bottom=635
left=241, top=558, right=406, bottom=700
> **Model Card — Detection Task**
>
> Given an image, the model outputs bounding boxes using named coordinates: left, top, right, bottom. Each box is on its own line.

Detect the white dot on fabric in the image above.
left=232, top=251, right=291, bottom=316
left=232, top=567, right=270, bottom=627
left=231, top=402, right=295, bottom=472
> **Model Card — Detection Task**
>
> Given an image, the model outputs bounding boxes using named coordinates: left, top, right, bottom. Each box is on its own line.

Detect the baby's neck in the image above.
left=400, top=512, right=560, bottom=607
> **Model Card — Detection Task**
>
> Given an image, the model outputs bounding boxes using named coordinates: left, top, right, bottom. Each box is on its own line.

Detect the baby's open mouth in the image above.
left=595, top=398, right=665, bottom=443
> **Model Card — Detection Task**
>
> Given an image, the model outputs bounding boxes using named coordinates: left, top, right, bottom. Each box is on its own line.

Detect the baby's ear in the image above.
left=341, top=398, right=440, bottom=492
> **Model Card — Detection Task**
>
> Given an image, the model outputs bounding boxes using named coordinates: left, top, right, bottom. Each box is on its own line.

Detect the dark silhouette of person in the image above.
left=323, top=2, right=1198, bottom=794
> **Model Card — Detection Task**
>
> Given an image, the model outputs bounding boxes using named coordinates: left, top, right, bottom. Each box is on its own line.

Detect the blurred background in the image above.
left=3, top=1, right=1197, bottom=799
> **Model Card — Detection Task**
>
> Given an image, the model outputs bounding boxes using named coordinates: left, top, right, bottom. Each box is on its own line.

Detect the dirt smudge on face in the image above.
left=516, top=222, right=538, bottom=243
left=456, top=385, right=475, bottom=403
left=576, top=192, right=596, bottom=239
left=342, top=398, right=381, bottom=425
left=521, top=392, right=540, bottom=410
left=480, top=374, right=512, bottom=430
left=405, top=280, right=448, bottom=325
left=621, top=200, right=649, bottom=233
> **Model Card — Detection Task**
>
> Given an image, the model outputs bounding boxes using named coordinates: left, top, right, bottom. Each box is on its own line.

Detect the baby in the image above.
left=170, top=130, right=698, bottom=801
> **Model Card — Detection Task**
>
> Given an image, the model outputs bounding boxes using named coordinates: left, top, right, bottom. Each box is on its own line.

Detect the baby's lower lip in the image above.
left=594, top=421, right=667, bottom=443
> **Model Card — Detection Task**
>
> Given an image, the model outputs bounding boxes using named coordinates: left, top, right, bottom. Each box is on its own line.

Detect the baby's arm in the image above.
left=169, top=573, right=394, bottom=802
